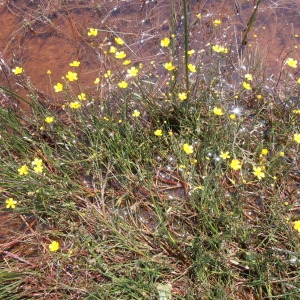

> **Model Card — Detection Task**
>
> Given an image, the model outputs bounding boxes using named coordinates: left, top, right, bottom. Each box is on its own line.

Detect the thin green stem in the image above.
left=183, top=0, right=190, bottom=96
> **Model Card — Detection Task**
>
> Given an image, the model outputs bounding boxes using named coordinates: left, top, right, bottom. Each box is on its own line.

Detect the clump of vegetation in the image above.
left=1, top=0, right=300, bottom=299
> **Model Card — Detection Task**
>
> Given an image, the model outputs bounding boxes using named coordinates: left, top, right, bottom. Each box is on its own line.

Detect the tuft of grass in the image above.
left=1, top=0, right=300, bottom=299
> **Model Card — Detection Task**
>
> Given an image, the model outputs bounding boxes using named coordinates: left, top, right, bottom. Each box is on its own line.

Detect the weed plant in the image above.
left=1, top=0, right=300, bottom=299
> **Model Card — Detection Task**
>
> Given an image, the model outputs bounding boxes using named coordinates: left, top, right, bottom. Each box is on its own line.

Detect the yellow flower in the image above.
left=196, top=13, right=201, bottom=19
left=69, top=101, right=82, bottom=109
left=12, top=67, right=23, bottom=75
left=230, top=159, right=241, bottom=170
left=188, top=63, right=196, bottom=72
left=132, top=110, right=140, bottom=117
left=66, top=71, right=78, bottom=81
left=78, top=93, right=86, bottom=100
left=47, top=70, right=52, bottom=75
left=188, top=49, right=195, bottom=56
left=213, top=107, right=224, bottom=116
left=69, top=60, right=80, bottom=67
left=183, top=143, right=193, bottom=154
left=88, top=28, right=98, bottom=36
left=161, top=37, right=170, bottom=47
left=243, top=81, right=252, bottom=90
left=164, top=62, right=175, bottom=71
left=5, top=198, right=17, bottom=209
left=18, top=165, right=29, bottom=175
left=261, top=148, right=268, bottom=156
left=257, top=94, right=262, bottom=99
left=127, top=67, right=139, bottom=77
left=154, top=129, right=163, bottom=136
left=178, top=92, right=187, bottom=101
left=213, top=19, right=222, bottom=26
left=220, top=151, right=230, bottom=160
left=32, top=158, right=43, bottom=166
left=229, top=113, right=236, bottom=120
left=294, top=133, right=300, bottom=143
left=252, top=166, right=265, bottom=180
left=245, top=73, right=253, bottom=81
left=298, top=78, right=300, bottom=84
left=115, top=51, right=126, bottom=59
left=293, top=109, right=300, bottom=114
left=294, top=220, right=300, bottom=232
left=286, top=57, right=298, bottom=68
left=45, top=116, right=54, bottom=123
left=94, top=78, right=100, bottom=84
left=279, top=151, right=285, bottom=157
left=123, top=60, right=131, bottom=65
left=118, top=81, right=128, bottom=88
left=104, top=70, right=111, bottom=78
left=109, top=46, right=117, bottom=53
left=34, top=165, right=43, bottom=173
left=49, top=241, right=60, bottom=252
left=212, top=44, right=228, bottom=53
left=115, top=37, right=124, bottom=45
left=54, top=83, right=63, bottom=92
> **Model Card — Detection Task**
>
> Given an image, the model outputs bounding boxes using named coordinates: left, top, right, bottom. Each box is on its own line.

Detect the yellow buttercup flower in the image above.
left=213, top=107, right=224, bottom=116
left=213, top=19, right=222, bottom=26
left=18, top=165, right=29, bottom=175
left=32, top=158, right=43, bottom=166
left=212, top=44, right=228, bottom=53
left=66, top=71, right=78, bottom=81
left=230, top=159, right=241, bottom=170
left=178, top=92, right=187, bottom=101
left=69, top=101, right=82, bottom=109
left=49, top=241, right=60, bottom=252
left=286, top=57, right=297, bottom=68
left=12, top=67, right=23, bottom=75
left=115, top=51, right=126, bottom=59
left=261, top=148, right=268, bottom=156
left=188, top=63, right=196, bottom=72
left=132, top=110, right=140, bottom=117
left=154, top=129, right=163, bottom=136
left=294, top=133, right=300, bottom=143
left=183, top=143, right=193, bottom=154
left=294, top=220, right=300, bottom=232
left=54, top=83, right=63, bottom=92
left=69, top=61, right=80, bottom=67
left=243, top=81, right=252, bottom=90
left=252, top=166, right=265, bottom=180
left=104, top=70, right=111, bottom=78
left=45, top=116, right=54, bottom=123
left=5, top=198, right=17, bottom=209
left=188, top=49, right=195, bottom=56
left=34, top=165, right=43, bottom=173
left=115, top=37, right=124, bottom=45
left=161, top=37, right=170, bottom=47
left=245, top=73, right=253, bottom=81
left=109, top=46, right=117, bottom=53
left=78, top=93, right=86, bottom=100
left=123, top=60, right=131, bottom=65
left=88, top=28, right=98, bottom=36
left=127, top=67, right=139, bottom=77
left=164, top=62, right=175, bottom=71
left=220, top=151, right=230, bottom=160
left=118, top=81, right=128, bottom=88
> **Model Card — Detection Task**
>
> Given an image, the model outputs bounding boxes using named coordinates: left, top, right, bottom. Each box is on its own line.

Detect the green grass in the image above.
left=1, top=0, right=300, bottom=299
